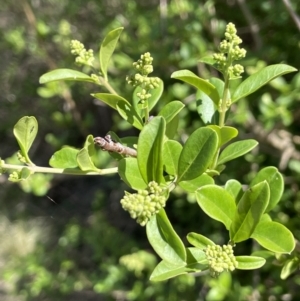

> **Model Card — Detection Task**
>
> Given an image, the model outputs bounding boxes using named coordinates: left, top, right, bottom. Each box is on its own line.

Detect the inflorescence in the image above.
left=126, top=52, right=160, bottom=106
left=70, top=40, right=95, bottom=67
left=204, top=244, right=238, bottom=277
left=120, top=181, right=167, bottom=226
left=213, top=22, right=246, bottom=79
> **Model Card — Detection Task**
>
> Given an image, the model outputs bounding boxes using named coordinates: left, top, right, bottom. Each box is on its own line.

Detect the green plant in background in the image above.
left=0, top=22, right=298, bottom=285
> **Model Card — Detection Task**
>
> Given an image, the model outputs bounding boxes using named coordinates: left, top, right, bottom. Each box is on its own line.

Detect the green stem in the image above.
left=1, top=163, right=118, bottom=176
left=99, top=76, right=118, bottom=95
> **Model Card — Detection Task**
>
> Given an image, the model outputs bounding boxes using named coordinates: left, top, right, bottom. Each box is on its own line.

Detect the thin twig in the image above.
left=94, top=135, right=137, bottom=157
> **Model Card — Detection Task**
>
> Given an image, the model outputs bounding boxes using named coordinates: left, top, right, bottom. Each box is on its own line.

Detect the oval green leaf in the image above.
left=162, top=140, right=182, bottom=176
left=218, top=139, right=258, bottom=165
left=137, top=116, right=166, bottom=184
left=146, top=209, right=187, bottom=264
left=150, top=260, right=187, bottom=282
left=196, top=185, right=236, bottom=229
left=116, top=101, right=143, bottom=130
left=92, top=93, right=130, bottom=110
left=187, top=232, right=215, bottom=249
left=171, top=70, right=220, bottom=106
left=235, top=256, right=266, bottom=270
left=99, top=27, right=124, bottom=80
left=177, top=127, right=218, bottom=182
left=77, top=148, right=99, bottom=171
left=39, top=69, right=94, bottom=84
left=250, top=166, right=284, bottom=212
left=13, top=116, right=38, bottom=164
left=158, top=101, right=185, bottom=123
left=251, top=221, right=295, bottom=254
left=179, top=173, right=214, bottom=193
left=207, top=125, right=238, bottom=147
left=232, top=64, right=297, bottom=103
left=49, top=147, right=79, bottom=168
left=225, top=179, right=243, bottom=204
left=230, top=181, right=270, bottom=243
left=118, top=157, right=147, bottom=190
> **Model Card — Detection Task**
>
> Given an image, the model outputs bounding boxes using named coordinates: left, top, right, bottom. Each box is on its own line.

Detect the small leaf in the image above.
left=171, top=70, right=220, bottom=106
left=230, top=181, right=270, bottom=243
left=77, top=148, right=99, bottom=171
left=250, top=166, right=284, bottom=212
left=137, top=116, right=166, bottom=184
left=13, top=116, right=38, bottom=164
left=187, top=232, right=215, bottom=249
left=165, top=114, right=179, bottom=139
left=158, top=101, right=185, bottom=123
left=196, top=90, right=216, bottom=124
left=218, top=139, right=258, bottom=165
left=92, top=93, right=130, bottom=110
left=118, top=157, right=147, bottom=190
left=207, top=125, right=238, bottom=147
left=84, top=135, right=96, bottom=157
left=49, top=147, right=79, bottom=168
left=162, top=140, right=182, bottom=176
left=177, top=127, right=218, bottom=182
left=116, top=101, right=143, bottom=130
left=225, top=179, right=243, bottom=204
left=251, top=221, right=295, bottom=254
left=196, top=185, right=236, bottom=229
left=281, top=258, right=299, bottom=280
left=232, top=64, right=297, bottom=103
left=146, top=209, right=187, bottom=264
left=179, top=174, right=214, bottom=193
left=39, top=69, right=94, bottom=84
left=99, top=27, right=124, bottom=80
left=150, top=260, right=187, bottom=282
left=235, top=256, right=266, bottom=270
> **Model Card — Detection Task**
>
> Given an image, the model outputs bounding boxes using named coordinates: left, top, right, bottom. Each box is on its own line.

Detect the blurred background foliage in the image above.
left=0, top=0, right=300, bottom=300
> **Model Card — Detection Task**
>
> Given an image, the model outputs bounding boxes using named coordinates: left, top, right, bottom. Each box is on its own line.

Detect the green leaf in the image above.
left=251, top=221, right=295, bottom=254
left=187, top=232, right=215, bottom=249
left=133, top=79, right=164, bottom=117
left=162, top=140, right=182, bottom=176
left=207, top=125, right=238, bottom=147
left=225, top=180, right=243, bottom=204
left=218, top=139, right=258, bottom=165
left=158, top=101, right=185, bottom=123
left=196, top=90, right=216, bottom=124
left=232, top=64, right=297, bottom=103
left=209, top=77, right=225, bottom=99
left=116, top=101, right=143, bottom=130
left=39, top=69, right=94, bottom=84
left=196, top=185, right=236, bottom=229
left=171, top=70, right=220, bottom=106
left=146, top=209, right=187, bottom=264
left=13, top=116, right=38, bottom=164
left=84, top=135, right=96, bottom=157
left=137, top=116, right=166, bottom=184
left=235, top=256, right=266, bottom=270
left=49, top=147, right=79, bottom=168
left=165, top=114, right=179, bottom=139
left=77, top=148, right=99, bottom=171
left=230, top=181, right=270, bottom=243
left=179, top=173, right=214, bottom=193
left=250, top=166, right=284, bottom=212
left=99, top=27, right=123, bottom=80
left=281, top=258, right=299, bottom=280
left=177, top=127, right=218, bottom=182
left=149, top=260, right=187, bottom=282
left=118, top=157, right=147, bottom=190
left=92, top=93, right=130, bottom=110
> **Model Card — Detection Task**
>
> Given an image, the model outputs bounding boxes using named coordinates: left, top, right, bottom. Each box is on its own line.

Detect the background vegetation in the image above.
left=0, top=0, right=300, bottom=300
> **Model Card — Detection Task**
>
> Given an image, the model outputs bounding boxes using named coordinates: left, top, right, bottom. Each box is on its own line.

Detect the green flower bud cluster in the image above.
left=126, top=52, right=160, bottom=104
left=213, top=23, right=246, bottom=78
left=120, top=181, right=167, bottom=226
left=70, top=40, right=94, bottom=67
left=204, top=244, right=238, bottom=277
left=8, top=171, right=20, bottom=182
